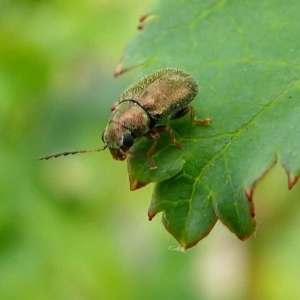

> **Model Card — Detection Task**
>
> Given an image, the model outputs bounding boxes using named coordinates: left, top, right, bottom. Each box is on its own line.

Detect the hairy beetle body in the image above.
left=40, top=68, right=210, bottom=169
left=102, top=68, right=207, bottom=165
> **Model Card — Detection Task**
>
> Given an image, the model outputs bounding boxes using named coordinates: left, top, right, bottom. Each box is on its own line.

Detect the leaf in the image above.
left=127, top=134, right=185, bottom=190
left=118, top=0, right=300, bottom=248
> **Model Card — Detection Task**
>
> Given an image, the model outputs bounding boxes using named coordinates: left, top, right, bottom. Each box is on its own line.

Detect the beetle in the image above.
left=39, top=68, right=211, bottom=169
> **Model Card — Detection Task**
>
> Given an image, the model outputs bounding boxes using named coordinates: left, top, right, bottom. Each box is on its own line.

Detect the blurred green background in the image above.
left=1, top=1, right=300, bottom=299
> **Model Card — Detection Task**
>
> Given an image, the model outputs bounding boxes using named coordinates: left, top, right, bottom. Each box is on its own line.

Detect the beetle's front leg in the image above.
left=144, top=125, right=183, bottom=170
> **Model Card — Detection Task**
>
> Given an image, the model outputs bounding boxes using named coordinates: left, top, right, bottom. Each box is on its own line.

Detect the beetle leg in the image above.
left=171, top=106, right=211, bottom=125
left=146, top=126, right=184, bottom=165
left=186, top=106, right=212, bottom=125
left=146, top=137, right=159, bottom=170
left=143, top=125, right=184, bottom=170
left=150, top=125, right=184, bottom=149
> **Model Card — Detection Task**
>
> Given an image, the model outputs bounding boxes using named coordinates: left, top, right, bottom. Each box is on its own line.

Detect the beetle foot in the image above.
left=199, top=118, right=212, bottom=125
left=174, top=141, right=184, bottom=148
left=147, top=157, right=157, bottom=170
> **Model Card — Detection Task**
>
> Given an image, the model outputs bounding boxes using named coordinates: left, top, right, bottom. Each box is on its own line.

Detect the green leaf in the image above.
left=119, top=0, right=300, bottom=248
left=127, top=134, right=185, bottom=190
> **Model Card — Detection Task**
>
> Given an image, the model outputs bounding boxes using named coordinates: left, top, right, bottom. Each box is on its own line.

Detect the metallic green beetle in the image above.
left=40, top=68, right=211, bottom=169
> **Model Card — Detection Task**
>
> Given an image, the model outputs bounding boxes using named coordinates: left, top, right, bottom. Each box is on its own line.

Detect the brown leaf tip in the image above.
left=249, top=202, right=255, bottom=218
left=129, top=179, right=147, bottom=191
left=114, top=63, right=125, bottom=77
left=147, top=207, right=157, bottom=221
left=244, top=188, right=256, bottom=217
left=287, top=172, right=300, bottom=190
left=245, top=187, right=254, bottom=202
left=137, top=13, right=149, bottom=30
left=139, top=13, right=148, bottom=23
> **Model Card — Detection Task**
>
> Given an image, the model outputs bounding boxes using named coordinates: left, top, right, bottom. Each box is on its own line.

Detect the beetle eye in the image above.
left=122, top=133, right=134, bottom=149
left=101, top=131, right=105, bottom=143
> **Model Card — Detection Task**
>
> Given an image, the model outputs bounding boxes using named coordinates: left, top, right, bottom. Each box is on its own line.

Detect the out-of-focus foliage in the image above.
left=1, top=1, right=300, bottom=300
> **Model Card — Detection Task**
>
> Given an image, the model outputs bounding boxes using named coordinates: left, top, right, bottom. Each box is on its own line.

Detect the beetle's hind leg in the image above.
left=172, top=105, right=211, bottom=125
left=144, top=125, right=183, bottom=170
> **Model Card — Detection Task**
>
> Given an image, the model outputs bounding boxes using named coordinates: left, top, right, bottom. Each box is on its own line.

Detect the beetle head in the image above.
left=102, top=121, right=135, bottom=161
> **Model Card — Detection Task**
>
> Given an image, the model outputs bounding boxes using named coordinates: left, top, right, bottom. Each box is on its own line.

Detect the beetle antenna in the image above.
left=39, top=145, right=108, bottom=161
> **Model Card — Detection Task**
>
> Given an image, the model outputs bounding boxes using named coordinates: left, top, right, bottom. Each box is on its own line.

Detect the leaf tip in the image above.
left=137, top=13, right=148, bottom=30
left=139, top=13, right=148, bottom=23
left=137, top=12, right=155, bottom=30
left=147, top=206, right=157, bottom=221
left=239, top=235, right=253, bottom=242
left=129, top=178, right=148, bottom=191
left=179, top=240, right=199, bottom=250
left=287, top=172, right=300, bottom=190
left=114, top=63, right=126, bottom=77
